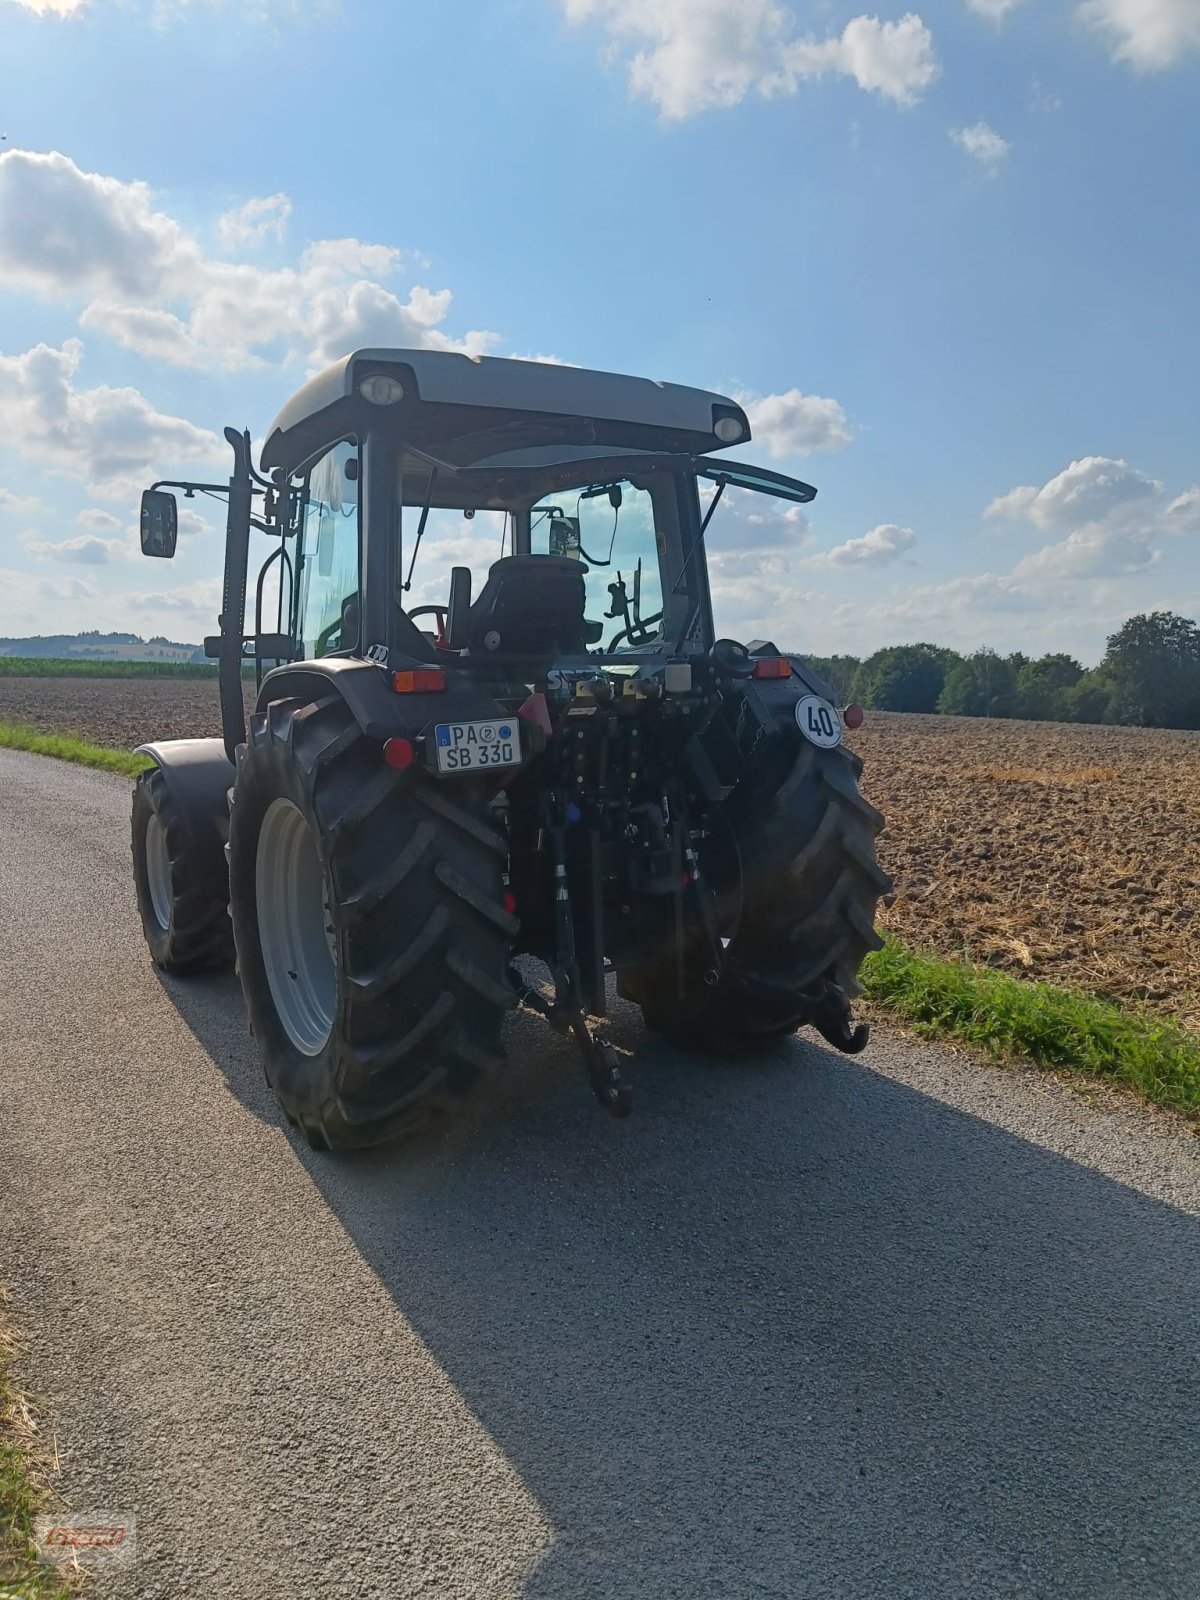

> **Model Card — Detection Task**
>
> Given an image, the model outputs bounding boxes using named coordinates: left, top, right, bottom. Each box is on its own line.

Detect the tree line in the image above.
left=803, top=612, right=1200, bottom=729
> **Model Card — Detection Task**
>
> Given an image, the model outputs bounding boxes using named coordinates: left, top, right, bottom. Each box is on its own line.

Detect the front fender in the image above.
left=134, top=737, right=235, bottom=868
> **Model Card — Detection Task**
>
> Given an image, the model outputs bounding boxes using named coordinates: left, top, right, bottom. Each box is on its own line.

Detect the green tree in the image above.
left=851, top=643, right=961, bottom=713
left=937, top=647, right=1019, bottom=718
left=801, top=654, right=861, bottom=702
left=1015, top=653, right=1084, bottom=721
left=1063, top=670, right=1114, bottom=725
left=1101, top=611, right=1200, bottom=728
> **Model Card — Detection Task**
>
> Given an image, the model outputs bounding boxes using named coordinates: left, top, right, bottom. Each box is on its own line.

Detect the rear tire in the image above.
left=228, top=695, right=517, bottom=1150
left=131, top=766, right=234, bottom=975
left=620, top=738, right=890, bottom=1050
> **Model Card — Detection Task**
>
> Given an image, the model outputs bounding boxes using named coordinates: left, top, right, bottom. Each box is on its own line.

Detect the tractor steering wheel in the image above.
left=408, top=604, right=450, bottom=648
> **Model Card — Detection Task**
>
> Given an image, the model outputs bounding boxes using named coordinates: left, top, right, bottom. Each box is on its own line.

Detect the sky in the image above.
left=0, top=0, right=1197, bottom=663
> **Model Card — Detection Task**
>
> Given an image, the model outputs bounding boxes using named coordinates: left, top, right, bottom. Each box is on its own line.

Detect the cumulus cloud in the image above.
left=950, top=121, right=1011, bottom=169
left=967, top=0, right=1023, bottom=18
left=560, top=0, right=938, bottom=118
left=740, top=387, right=854, bottom=459
left=0, top=487, right=45, bottom=516
left=1164, top=486, right=1200, bottom=534
left=4, top=0, right=86, bottom=13
left=987, top=455, right=1188, bottom=579
left=1078, top=0, right=1200, bottom=69
left=0, top=149, right=499, bottom=371
left=76, top=507, right=122, bottom=531
left=806, top=522, right=916, bottom=567
left=216, top=192, right=292, bottom=251
left=22, top=531, right=127, bottom=564
left=0, top=338, right=224, bottom=498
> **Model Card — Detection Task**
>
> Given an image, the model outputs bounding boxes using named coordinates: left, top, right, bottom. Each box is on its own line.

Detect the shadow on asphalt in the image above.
left=165, top=977, right=1200, bottom=1600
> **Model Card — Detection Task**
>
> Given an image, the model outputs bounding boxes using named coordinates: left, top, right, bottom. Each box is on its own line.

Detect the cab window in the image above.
left=296, top=440, right=359, bottom=658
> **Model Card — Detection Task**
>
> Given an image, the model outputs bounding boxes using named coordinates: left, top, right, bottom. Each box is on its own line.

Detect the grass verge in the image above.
left=861, top=940, right=1200, bottom=1120
left=0, top=722, right=151, bottom=781
left=0, top=1293, right=72, bottom=1598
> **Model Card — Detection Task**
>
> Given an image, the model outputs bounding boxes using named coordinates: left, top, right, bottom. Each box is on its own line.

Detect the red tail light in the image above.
left=751, top=657, right=791, bottom=680
left=392, top=668, right=446, bottom=694
left=843, top=704, right=864, bottom=730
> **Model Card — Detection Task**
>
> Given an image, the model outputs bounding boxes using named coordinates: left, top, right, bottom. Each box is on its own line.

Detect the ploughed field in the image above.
left=4, top=672, right=1198, bottom=1027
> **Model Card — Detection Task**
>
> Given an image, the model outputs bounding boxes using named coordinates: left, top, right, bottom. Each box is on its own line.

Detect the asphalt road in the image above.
left=1, top=745, right=1198, bottom=1599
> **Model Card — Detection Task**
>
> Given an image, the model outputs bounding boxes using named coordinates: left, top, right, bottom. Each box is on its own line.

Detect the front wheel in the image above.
left=228, top=695, right=518, bottom=1150
left=131, top=766, right=234, bottom=974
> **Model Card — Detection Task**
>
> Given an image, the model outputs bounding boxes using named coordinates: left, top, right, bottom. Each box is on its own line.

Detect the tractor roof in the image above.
left=260, top=349, right=751, bottom=473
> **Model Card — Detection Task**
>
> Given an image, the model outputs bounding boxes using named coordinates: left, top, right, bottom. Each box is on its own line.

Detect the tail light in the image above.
left=392, top=668, right=446, bottom=694
left=751, top=657, right=791, bottom=680
left=382, top=737, right=415, bottom=768
left=843, top=704, right=864, bottom=730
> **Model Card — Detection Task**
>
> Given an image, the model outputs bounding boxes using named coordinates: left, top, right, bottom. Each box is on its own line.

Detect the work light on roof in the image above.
left=357, top=374, right=405, bottom=406
left=713, top=415, right=744, bottom=443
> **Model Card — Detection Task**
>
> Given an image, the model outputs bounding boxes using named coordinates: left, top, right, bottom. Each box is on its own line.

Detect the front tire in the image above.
left=228, top=695, right=517, bottom=1150
left=131, top=766, right=234, bottom=974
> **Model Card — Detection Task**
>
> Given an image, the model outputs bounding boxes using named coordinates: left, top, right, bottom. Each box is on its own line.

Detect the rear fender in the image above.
left=256, top=656, right=512, bottom=746
left=134, top=737, right=236, bottom=871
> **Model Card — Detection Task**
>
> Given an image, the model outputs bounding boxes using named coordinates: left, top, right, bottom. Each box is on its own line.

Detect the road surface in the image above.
left=1, top=746, right=1198, bottom=1599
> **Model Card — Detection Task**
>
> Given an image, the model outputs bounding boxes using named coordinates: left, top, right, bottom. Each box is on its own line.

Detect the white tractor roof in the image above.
left=261, top=348, right=750, bottom=469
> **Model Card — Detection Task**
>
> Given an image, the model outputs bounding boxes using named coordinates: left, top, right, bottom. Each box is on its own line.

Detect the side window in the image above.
left=296, top=440, right=359, bottom=658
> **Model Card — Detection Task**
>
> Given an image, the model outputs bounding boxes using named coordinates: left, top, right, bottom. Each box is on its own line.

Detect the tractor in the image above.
left=131, top=349, right=889, bottom=1148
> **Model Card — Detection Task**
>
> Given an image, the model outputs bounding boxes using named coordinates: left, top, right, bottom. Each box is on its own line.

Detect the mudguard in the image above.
left=256, top=656, right=513, bottom=743
left=134, top=737, right=235, bottom=869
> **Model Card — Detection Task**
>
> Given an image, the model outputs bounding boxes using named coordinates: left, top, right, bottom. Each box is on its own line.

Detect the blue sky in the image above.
left=1, top=0, right=1197, bottom=661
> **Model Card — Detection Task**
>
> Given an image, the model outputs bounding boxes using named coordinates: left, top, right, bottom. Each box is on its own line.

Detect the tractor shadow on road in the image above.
left=167, top=983, right=1200, bottom=1600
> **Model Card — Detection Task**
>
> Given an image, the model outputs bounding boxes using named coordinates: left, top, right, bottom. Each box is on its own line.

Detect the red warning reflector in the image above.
left=751, top=656, right=791, bottom=680
left=843, top=704, right=864, bottom=730
left=382, top=737, right=415, bottom=768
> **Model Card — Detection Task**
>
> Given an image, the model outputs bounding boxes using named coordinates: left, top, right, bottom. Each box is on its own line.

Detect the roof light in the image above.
left=358, top=374, right=405, bottom=406
left=714, top=416, right=744, bottom=443
left=844, top=704, right=864, bottom=730
left=392, top=668, right=446, bottom=694
left=751, top=656, right=791, bottom=680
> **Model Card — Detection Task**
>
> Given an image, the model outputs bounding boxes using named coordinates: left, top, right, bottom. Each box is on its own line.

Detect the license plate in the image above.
left=434, top=719, right=521, bottom=774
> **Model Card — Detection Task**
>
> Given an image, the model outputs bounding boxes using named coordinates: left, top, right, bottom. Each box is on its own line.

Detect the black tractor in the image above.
left=131, top=349, right=889, bottom=1148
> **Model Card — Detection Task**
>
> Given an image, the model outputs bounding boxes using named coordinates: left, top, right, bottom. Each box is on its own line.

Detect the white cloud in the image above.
left=23, top=531, right=127, bottom=564
left=0, top=338, right=224, bottom=499
left=125, top=579, right=224, bottom=618
left=1164, top=486, right=1200, bottom=534
left=0, top=149, right=499, bottom=371
left=740, top=387, right=854, bottom=459
left=806, top=522, right=916, bottom=567
left=3, top=0, right=86, bottom=13
left=216, top=192, right=292, bottom=251
left=967, top=0, right=1023, bottom=18
left=560, top=0, right=938, bottom=119
left=950, top=121, right=1011, bottom=169
left=76, top=507, right=122, bottom=531
left=989, top=455, right=1182, bottom=579
left=1078, top=0, right=1200, bottom=69
left=0, top=487, right=46, bottom=516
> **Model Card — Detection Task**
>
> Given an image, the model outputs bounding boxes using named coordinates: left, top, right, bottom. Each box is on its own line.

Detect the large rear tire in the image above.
left=228, top=695, right=517, bottom=1150
left=131, top=766, right=234, bottom=974
left=620, top=738, right=890, bottom=1050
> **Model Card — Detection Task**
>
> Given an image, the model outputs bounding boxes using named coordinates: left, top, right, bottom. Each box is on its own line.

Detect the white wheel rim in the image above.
left=256, top=797, right=336, bottom=1056
left=145, top=811, right=173, bottom=931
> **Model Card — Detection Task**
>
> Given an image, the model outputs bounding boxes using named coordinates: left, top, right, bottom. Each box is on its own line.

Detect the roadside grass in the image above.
left=0, top=1293, right=72, bottom=1598
left=0, top=722, right=151, bottom=780
left=862, top=940, right=1200, bottom=1120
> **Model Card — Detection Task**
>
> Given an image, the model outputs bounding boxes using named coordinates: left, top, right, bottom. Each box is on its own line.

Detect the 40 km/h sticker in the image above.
left=795, top=695, right=843, bottom=748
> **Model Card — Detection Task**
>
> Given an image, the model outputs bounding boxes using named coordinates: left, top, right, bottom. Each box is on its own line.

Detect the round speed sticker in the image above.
left=795, top=694, right=843, bottom=748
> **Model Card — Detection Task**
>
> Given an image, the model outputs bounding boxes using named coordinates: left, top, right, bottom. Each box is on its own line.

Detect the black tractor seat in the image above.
left=466, top=555, right=603, bottom=656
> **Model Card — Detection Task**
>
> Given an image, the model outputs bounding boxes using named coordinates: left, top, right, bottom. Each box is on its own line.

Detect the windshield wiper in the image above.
left=671, top=476, right=726, bottom=596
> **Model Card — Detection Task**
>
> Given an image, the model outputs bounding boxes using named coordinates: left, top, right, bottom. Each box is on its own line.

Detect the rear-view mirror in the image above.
left=140, top=490, right=178, bottom=559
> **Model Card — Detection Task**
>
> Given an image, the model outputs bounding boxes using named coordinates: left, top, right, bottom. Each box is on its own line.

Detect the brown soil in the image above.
left=850, top=713, right=1200, bottom=1028
left=4, top=676, right=1196, bottom=1024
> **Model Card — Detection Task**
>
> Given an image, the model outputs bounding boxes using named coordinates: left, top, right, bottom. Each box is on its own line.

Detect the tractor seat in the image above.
left=467, top=555, right=603, bottom=655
